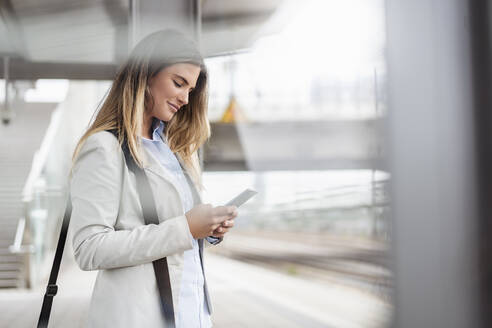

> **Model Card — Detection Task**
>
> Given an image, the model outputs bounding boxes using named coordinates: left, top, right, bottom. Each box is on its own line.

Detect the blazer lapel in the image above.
left=141, top=146, right=203, bottom=206
left=141, top=146, right=182, bottom=195
left=175, top=153, right=203, bottom=206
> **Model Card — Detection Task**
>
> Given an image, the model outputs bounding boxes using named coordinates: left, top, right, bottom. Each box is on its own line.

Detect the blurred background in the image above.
left=0, top=0, right=489, bottom=327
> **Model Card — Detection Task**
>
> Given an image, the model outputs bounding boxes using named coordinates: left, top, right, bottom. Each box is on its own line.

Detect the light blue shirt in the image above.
left=141, top=119, right=213, bottom=328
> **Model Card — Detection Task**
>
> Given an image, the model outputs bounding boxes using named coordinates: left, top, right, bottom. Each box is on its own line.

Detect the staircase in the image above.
left=0, top=102, right=57, bottom=288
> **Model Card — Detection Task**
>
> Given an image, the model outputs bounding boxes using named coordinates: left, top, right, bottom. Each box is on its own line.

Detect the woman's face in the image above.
left=147, top=62, right=201, bottom=122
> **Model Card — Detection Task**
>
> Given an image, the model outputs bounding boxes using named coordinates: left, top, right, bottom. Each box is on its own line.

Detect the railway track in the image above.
left=208, top=230, right=393, bottom=300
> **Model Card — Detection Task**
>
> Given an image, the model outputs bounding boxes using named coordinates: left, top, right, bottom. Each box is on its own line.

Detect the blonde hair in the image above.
left=71, top=29, right=210, bottom=188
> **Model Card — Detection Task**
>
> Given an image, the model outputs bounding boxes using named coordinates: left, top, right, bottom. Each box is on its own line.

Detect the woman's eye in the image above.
left=173, top=80, right=182, bottom=88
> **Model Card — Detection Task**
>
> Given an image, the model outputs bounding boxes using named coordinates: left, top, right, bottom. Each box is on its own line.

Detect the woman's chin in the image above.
left=156, top=111, right=174, bottom=122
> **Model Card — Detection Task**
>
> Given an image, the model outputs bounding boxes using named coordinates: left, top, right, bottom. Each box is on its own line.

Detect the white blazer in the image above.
left=69, top=131, right=217, bottom=328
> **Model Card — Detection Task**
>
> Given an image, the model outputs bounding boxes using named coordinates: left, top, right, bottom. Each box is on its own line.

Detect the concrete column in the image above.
left=385, top=0, right=480, bottom=326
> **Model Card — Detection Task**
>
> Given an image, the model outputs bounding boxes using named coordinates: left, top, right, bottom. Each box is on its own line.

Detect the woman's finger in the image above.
left=214, top=215, right=232, bottom=225
left=214, top=226, right=230, bottom=234
left=212, top=205, right=236, bottom=217
left=218, top=227, right=230, bottom=233
left=211, top=231, right=225, bottom=238
left=222, top=219, right=234, bottom=228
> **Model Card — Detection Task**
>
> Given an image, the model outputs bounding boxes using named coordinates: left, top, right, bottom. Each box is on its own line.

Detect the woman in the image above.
left=69, top=29, right=237, bottom=328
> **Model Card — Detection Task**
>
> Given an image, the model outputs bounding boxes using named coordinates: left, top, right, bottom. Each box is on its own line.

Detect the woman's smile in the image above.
left=167, top=101, right=179, bottom=113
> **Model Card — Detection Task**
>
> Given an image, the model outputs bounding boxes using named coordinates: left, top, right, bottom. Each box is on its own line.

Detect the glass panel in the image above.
left=203, top=0, right=391, bottom=326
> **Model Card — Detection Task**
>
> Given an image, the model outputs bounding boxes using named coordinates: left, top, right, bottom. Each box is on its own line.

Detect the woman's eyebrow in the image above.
left=173, top=74, right=195, bottom=88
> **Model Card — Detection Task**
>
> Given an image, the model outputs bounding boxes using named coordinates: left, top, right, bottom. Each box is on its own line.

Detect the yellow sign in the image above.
left=220, top=96, right=248, bottom=123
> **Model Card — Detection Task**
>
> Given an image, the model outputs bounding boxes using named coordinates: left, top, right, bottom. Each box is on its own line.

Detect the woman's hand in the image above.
left=210, top=215, right=237, bottom=238
left=185, top=204, right=237, bottom=239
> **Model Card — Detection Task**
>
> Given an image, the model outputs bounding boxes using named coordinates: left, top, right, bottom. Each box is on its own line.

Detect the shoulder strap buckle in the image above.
left=46, top=284, right=58, bottom=297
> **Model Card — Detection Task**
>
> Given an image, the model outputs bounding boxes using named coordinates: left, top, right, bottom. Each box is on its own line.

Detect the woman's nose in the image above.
left=177, top=91, right=189, bottom=106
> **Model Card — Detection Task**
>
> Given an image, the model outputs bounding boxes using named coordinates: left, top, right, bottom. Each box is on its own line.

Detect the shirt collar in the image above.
left=151, top=118, right=165, bottom=141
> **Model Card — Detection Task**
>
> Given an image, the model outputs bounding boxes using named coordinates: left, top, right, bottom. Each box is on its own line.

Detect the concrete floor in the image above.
left=0, top=251, right=391, bottom=328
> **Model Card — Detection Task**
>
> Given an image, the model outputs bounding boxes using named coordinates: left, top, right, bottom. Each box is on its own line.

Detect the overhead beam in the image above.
left=203, top=120, right=384, bottom=171
left=202, top=11, right=274, bottom=26
left=0, top=58, right=118, bottom=80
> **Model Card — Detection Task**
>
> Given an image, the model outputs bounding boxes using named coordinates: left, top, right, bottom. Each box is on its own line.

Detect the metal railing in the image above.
left=8, top=104, right=65, bottom=288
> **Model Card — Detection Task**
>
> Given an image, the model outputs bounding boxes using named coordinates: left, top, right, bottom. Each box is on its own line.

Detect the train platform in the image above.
left=0, top=235, right=391, bottom=328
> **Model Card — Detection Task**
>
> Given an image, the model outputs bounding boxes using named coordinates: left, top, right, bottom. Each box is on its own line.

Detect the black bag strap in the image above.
left=117, top=135, right=176, bottom=327
left=37, top=198, right=72, bottom=328
left=37, top=131, right=176, bottom=328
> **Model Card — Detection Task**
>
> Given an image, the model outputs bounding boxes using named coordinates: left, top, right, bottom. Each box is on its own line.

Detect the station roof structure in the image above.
left=0, top=0, right=284, bottom=79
